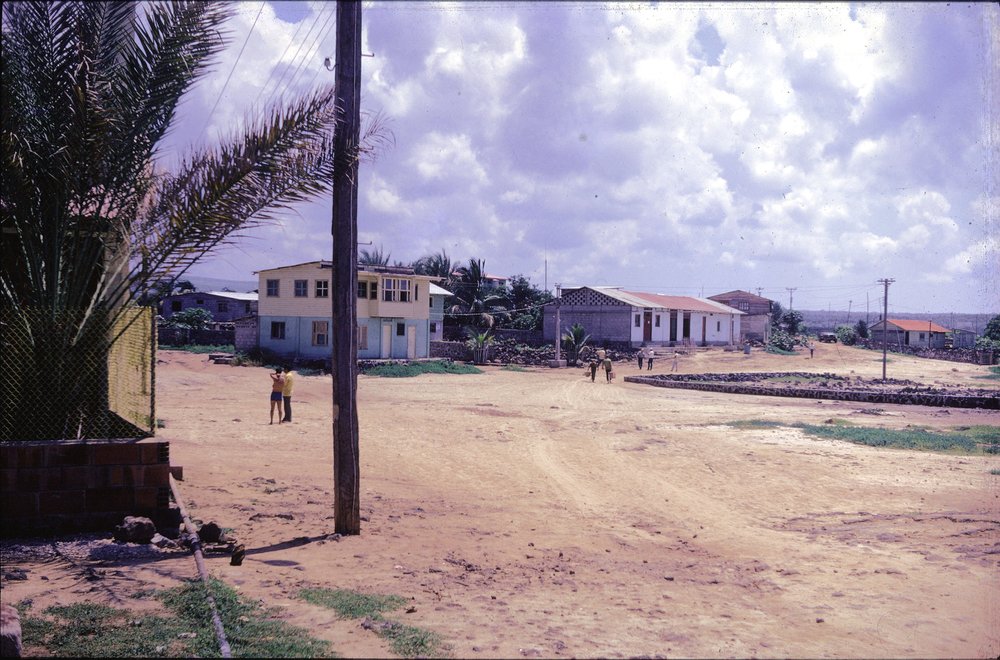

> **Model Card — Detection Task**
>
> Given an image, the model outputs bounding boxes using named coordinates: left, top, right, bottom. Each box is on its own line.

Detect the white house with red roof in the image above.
left=543, top=286, right=743, bottom=348
left=869, top=318, right=951, bottom=349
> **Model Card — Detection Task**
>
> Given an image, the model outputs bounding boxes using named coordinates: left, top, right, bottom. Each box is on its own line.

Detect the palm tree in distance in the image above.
left=359, top=245, right=392, bottom=266
left=0, top=1, right=390, bottom=440
left=450, top=258, right=508, bottom=329
left=412, top=249, right=455, bottom=286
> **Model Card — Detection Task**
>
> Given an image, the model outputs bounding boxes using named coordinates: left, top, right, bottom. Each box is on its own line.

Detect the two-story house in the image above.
left=707, top=290, right=774, bottom=342
left=256, top=261, right=446, bottom=360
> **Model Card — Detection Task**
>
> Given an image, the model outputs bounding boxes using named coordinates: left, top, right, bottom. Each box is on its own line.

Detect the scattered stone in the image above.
left=150, top=534, right=178, bottom=550
left=230, top=544, right=246, bottom=566
left=114, top=516, right=156, bottom=544
left=1, top=603, right=22, bottom=658
left=816, top=618, right=825, bottom=623
left=198, top=522, right=223, bottom=544
left=2, top=569, right=28, bottom=581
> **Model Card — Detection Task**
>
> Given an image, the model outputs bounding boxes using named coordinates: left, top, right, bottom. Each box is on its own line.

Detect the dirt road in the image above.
left=6, top=344, right=1000, bottom=658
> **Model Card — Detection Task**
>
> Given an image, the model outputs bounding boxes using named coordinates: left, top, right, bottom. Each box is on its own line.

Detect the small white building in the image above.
left=543, top=286, right=743, bottom=348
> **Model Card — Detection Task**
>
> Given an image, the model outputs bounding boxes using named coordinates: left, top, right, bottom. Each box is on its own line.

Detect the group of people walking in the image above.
left=269, top=366, right=295, bottom=424
left=587, top=346, right=680, bottom=383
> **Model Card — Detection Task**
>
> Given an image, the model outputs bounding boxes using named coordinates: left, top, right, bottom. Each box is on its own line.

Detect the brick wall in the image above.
left=0, top=438, right=172, bottom=536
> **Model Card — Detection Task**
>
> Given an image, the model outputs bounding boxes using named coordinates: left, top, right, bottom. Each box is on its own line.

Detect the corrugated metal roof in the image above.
left=429, top=283, right=452, bottom=296
left=205, top=291, right=258, bottom=301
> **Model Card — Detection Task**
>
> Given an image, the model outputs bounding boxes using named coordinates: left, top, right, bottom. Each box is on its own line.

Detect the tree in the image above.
left=770, top=301, right=785, bottom=329
left=835, top=324, right=857, bottom=345
left=561, top=323, right=591, bottom=366
left=854, top=319, right=869, bottom=339
left=359, top=245, right=391, bottom=266
left=780, top=310, right=805, bottom=335
left=412, top=249, right=455, bottom=285
left=983, top=315, right=1000, bottom=341
left=495, top=274, right=551, bottom=331
left=1, top=1, right=389, bottom=440
left=164, top=307, right=213, bottom=330
left=448, top=258, right=508, bottom=329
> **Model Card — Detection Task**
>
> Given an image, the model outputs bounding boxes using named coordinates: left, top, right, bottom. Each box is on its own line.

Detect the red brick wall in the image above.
left=0, top=439, right=171, bottom=536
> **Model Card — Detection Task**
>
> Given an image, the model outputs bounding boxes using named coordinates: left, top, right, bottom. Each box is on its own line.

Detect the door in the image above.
left=406, top=326, right=416, bottom=358
left=682, top=313, right=691, bottom=344
left=643, top=311, right=653, bottom=342
left=701, top=317, right=707, bottom=344
left=381, top=323, right=392, bottom=358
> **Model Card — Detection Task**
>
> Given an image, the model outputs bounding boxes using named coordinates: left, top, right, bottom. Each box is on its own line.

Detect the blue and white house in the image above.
left=256, top=261, right=449, bottom=360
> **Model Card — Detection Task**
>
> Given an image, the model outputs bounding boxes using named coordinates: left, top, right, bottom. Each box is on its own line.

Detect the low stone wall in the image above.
left=430, top=340, right=470, bottom=361
left=0, top=438, right=173, bottom=536
left=158, top=327, right=234, bottom=347
left=856, top=341, right=996, bottom=365
left=625, top=373, right=999, bottom=410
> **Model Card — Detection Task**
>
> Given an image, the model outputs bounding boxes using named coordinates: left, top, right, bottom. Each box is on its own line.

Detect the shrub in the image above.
left=836, top=324, right=858, bottom=346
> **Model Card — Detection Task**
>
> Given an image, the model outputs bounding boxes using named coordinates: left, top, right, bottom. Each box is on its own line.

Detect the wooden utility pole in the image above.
left=878, top=278, right=894, bottom=382
left=331, top=0, right=362, bottom=535
left=786, top=287, right=796, bottom=310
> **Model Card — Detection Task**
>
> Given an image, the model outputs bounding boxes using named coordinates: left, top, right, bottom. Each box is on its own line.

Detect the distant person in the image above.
left=603, top=356, right=613, bottom=383
left=597, top=348, right=606, bottom=361
left=637, top=348, right=644, bottom=369
left=588, top=359, right=599, bottom=382
left=646, top=347, right=654, bottom=371
left=269, top=368, right=284, bottom=424
left=281, top=366, right=295, bottom=422
left=671, top=351, right=679, bottom=372
left=808, top=342, right=815, bottom=359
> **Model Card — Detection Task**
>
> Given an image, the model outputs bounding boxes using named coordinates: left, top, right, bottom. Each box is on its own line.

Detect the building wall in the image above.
left=160, top=292, right=257, bottom=323
left=259, top=315, right=430, bottom=360
left=545, top=303, right=740, bottom=347
left=429, top=294, right=446, bottom=342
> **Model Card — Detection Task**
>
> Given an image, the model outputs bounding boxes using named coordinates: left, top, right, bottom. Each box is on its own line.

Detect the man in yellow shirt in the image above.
left=281, top=366, right=295, bottom=423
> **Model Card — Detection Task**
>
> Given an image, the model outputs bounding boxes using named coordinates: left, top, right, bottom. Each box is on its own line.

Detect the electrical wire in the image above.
left=259, top=4, right=335, bottom=110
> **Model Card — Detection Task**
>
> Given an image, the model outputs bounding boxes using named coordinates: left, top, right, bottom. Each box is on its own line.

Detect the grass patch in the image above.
left=762, top=374, right=826, bottom=384
left=974, top=366, right=1000, bottom=380
left=298, top=588, right=406, bottom=619
left=501, top=364, right=529, bottom=372
left=18, top=579, right=333, bottom=658
left=724, top=420, right=786, bottom=429
left=297, top=588, right=446, bottom=658
left=794, top=423, right=983, bottom=452
left=765, top=347, right=797, bottom=355
left=163, top=343, right=236, bottom=354
left=363, top=361, right=482, bottom=378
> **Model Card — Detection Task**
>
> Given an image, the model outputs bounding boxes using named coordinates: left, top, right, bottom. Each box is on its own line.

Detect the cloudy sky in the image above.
left=168, top=1, right=998, bottom=314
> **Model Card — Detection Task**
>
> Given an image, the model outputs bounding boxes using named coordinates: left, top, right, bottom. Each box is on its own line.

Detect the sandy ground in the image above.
left=4, top=343, right=999, bottom=658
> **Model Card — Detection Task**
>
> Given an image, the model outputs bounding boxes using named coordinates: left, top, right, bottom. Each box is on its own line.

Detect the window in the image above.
left=429, top=296, right=433, bottom=308
left=312, top=321, right=329, bottom=346
left=196, top=298, right=204, bottom=305
left=218, top=301, right=229, bottom=313
left=383, top=278, right=397, bottom=302
left=655, top=315, right=661, bottom=327
left=294, top=279, right=308, bottom=297
left=399, top=279, right=410, bottom=302
left=171, top=301, right=182, bottom=312
left=414, top=284, right=419, bottom=301
left=357, top=325, right=368, bottom=350
left=396, top=322, right=405, bottom=336
left=736, top=300, right=750, bottom=311
left=430, top=322, right=437, bottom=333
left=270, top=321, right=286, bottom=340
left=245, top=303, right=252, bottom=313
left=635, top=314, right=641, bottom=327
left=316, top=280, right=329, bottom=298
left=358, top=281, right=368, bottom=298
left=266, top=279, right=279, bottom=297
left=717, top=321, right=721, bottom=332
left=369, top=282, right=377, bottom=299
left=919, top=332, right=925, bottom=341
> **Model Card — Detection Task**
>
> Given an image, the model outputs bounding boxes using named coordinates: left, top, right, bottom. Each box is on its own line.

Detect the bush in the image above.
left=836, top=324, right=858, bottom=346
left=767, top=329, right=798, bottom=352
left=163, top=307, right=213, bottom=330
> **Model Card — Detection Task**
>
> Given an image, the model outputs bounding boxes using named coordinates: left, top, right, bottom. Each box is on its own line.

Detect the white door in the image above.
left=381, top=324, right=392, bottom=358
left=406, top=326, right=416, bottom=358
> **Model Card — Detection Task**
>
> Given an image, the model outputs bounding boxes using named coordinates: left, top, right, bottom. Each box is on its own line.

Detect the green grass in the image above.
left=363, top=361, right=482, bottom=378
left=765, top=347, right=797, bottom=355
left=975, top=366, right=1000, bottom=380
left=18, top=578, right=333, bottom=658
left=724, top=420, right=999, bottom=454
left=163, top=343, right=236, bottom=354
left=297, top=588, right=446, bottom=658
left=501, top=364, right=529, bottom=372
left=298, top=588, right=406, bottom=619
left=762, top=374, right=827, bottom=384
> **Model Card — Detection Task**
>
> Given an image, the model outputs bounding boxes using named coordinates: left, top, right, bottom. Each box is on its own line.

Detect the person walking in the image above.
left=588, top=359, right=599, bottom=382
left=269, top=368, right=285, bottom=424
left=637, top=347, right=644, bottom=369
left=646, top=347, right=654, bottom=371
left=281, top=366, right=295, bottom=422
left=603, top=356, right=613, bottom=383
left=670, top=351, right=679, bottom=372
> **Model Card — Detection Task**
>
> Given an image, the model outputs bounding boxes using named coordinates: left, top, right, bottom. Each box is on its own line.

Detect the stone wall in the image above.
left=856, top=341, right=996, bottom=365
left=430, top=340, right=470, bottom=361
left=158, top=327, right=235, bottom=347
left=0, top=438, right=173, bottom=536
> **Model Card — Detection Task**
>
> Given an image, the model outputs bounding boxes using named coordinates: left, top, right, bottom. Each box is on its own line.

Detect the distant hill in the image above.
left=796, top=310, right=994, bottom=334
left=185, top=275, right=257, bottom=293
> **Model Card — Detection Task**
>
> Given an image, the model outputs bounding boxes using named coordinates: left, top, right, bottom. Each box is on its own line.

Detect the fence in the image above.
left=0, top=306, right=155, bottom=441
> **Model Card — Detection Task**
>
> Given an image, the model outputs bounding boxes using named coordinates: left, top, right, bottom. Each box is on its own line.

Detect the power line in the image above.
left=197, top=1, right=266, bottom=145
left=261, top=4, right=336, bottom=110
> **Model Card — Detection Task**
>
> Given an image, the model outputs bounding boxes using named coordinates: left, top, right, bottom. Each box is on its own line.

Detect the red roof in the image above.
left=623, top=290, right=735, bottom=314
left=884, top=319, right=950, bottom=333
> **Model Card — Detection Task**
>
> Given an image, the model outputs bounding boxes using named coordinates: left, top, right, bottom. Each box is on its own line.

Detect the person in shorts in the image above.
left=269, top=368, right=285, bottom=424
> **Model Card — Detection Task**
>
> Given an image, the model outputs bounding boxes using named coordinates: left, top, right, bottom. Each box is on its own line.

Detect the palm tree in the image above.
left=412, top=249, right=455, bottom=285
left=359, top=245, right=391, bottom=266
left=561, top=323, right=591, bottom=366
left=449, top=258, right=508, bottom=329
left=0, top=1, right=389, bottom=441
